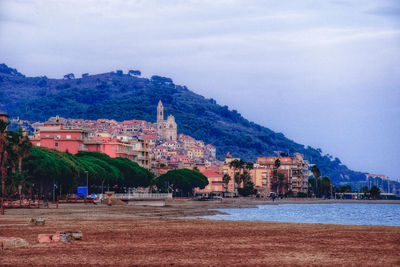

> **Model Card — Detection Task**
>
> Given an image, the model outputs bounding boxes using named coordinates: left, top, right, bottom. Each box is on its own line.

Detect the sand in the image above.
left=0, top=199, right=399, bottom=266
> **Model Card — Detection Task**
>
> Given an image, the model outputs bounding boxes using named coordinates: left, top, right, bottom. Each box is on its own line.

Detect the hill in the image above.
left=0, top=63, right=367, bottom=185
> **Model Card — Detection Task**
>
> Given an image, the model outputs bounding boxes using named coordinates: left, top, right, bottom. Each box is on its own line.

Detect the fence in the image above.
left=101, top=192, right=172, bottom=200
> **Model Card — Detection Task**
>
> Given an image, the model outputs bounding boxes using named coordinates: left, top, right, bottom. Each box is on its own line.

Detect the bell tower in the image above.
left=157, top=100, right=164, bottom=123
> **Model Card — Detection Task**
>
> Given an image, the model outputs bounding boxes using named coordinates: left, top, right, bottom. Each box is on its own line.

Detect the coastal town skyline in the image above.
left=5, top=100, right=398, bottom=196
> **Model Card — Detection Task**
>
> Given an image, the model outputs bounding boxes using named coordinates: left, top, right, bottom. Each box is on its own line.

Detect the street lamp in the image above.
left=84, top=171, right=89, bottom=196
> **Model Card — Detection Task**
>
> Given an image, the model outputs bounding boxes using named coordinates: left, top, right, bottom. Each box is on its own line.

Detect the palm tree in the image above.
left=222, top=173, right=231, bottom=195
left=370, top=186, right=380, bottom=200
left=15, top=129, right=31, bottom=174
left=0, top=120, right=9, bottom=215
left=272, top=159, right=281, bottom=194
left=320, top=176, right=332, bottom=198
left=311, top=165, right=321, bottom=197
left=229, top=159, right=245, bottom=193
left=246, top=162, right=254, bottom=170
left=273, top=172, right=287, bottom=195
left=4, top=129, right=32, bottom=199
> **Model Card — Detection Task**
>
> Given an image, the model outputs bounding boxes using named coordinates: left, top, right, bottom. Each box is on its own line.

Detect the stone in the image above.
left=0, top=237, right=29, bottom=249
left=60, top=231, right=83, bottom=240
left=60, top=234, right=71, bottom=243
left=29, top=217, right=45, bottom=226
left=51, top=234, right=61, bottom=243
left=38, top=234, right=52, bottom=243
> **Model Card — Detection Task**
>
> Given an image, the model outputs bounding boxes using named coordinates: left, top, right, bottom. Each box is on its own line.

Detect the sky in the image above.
left=0, top=0, right=399, bottom=180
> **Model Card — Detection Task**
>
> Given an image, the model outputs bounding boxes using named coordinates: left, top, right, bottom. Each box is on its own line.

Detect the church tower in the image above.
left=156, top=100, right=177, bottom=141
left=157, top=100, right=164, bottom=123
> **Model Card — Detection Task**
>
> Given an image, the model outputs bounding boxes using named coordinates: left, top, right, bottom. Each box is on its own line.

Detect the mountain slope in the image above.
left=0, top=64, right=366, bottom=184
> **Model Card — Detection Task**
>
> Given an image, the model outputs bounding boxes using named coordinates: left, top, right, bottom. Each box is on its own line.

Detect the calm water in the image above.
left=203, top=203, right=400, bottom=226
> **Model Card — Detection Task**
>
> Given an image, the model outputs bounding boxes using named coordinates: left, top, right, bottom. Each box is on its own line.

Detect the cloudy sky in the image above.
left=1, top=0, right=399, bottom=179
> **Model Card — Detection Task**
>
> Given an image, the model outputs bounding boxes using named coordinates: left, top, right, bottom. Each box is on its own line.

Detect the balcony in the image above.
left=212, top=181, right=225, bottom=184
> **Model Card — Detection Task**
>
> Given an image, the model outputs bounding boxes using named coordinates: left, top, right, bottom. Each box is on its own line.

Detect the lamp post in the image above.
left=84, top=171, right=89, bottom=196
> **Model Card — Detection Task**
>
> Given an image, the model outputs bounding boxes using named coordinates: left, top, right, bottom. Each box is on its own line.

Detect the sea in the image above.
left=203, top=203, right=400, bottom=226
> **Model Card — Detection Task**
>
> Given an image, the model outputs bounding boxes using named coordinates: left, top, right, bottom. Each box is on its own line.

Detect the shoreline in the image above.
left=2, top=198, right=399, bottom=222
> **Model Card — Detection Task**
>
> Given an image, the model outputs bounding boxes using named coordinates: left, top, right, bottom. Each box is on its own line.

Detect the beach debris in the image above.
left=37, top=234, right=53, bottom=243
left=29, top=217, right=45, bottom=226
left=0, top=237, right=29, bottom=250
left=38, top=231, right=82, bottom=243
left=59, top=231, right=83, bottom=240
left=60, top=234, right=72, bottom=243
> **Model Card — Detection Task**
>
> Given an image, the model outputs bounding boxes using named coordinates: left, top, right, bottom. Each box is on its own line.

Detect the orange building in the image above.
left=195, top=166, right=235, bottom=197
left=256, top=153, right=309, bottom=195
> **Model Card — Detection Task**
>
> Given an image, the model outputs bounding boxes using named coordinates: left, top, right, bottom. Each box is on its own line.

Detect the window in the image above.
left=55, top=142, right=59, bottom=147
left=214, top=186, right=218, bottom=191
left=111, top=146, right=116, bottom=150
left=36, top=142, right=40, bottom=147
left=66, top=135, right=71, bottom=139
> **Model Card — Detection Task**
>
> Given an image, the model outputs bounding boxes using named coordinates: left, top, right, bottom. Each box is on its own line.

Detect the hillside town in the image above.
left=3, top=102, right=398, bottom=198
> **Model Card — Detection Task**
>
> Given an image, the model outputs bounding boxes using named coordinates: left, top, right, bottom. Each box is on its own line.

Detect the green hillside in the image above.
left=0, top=63, right=366, bottom=184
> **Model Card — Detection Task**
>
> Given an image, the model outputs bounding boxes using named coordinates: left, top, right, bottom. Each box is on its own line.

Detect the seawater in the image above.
left=203, top=203, right=400, bottom=226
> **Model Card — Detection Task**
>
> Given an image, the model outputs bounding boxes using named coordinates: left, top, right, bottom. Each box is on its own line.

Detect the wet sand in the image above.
left=0, top=199, right=399, bottom=266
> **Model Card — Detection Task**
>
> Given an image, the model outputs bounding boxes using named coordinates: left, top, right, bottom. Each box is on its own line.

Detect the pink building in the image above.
left=30, top=121, right=95, bottom=154
left=30, top=122, right=135, bottom=161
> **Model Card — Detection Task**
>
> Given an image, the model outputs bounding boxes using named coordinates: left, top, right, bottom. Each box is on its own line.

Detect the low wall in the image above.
left=126, top=200, right=166, bottom=206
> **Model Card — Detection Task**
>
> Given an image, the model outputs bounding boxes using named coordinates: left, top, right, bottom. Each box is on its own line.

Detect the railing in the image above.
left=111, top=193, right=173, bottom=200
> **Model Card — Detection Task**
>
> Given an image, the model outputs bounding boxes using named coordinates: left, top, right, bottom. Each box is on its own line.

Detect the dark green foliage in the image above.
left=296, top=192, right=308, bottom=198
left=76, top=152, right=153, bottom=187
left=334, top=184, right=352, bottom=193
left=21, top=147, right=153, bottom=195
left=0, top=64, right=366, bottom=185
left=309, top=176, right=333, bottom=198
left=369, top=186, right=380, bottom=199
left=156, top=169, right=208, bottom=196
left=238, top=181, right=257, bottom=196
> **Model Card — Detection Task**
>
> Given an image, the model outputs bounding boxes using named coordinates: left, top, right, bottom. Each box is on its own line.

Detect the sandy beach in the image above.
left=1, top=199, right=399, bottom=266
